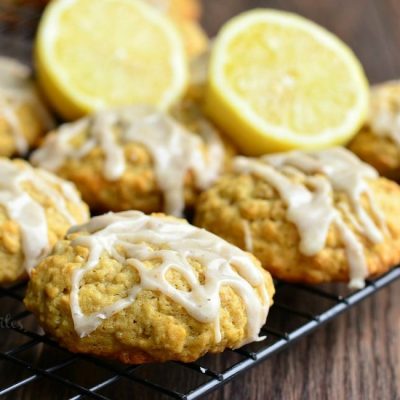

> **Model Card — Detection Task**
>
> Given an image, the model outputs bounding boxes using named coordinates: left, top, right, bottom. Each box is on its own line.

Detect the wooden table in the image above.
left=202, top=1, right=400, bottom=399
left=1, top=1, right=399, bottom=400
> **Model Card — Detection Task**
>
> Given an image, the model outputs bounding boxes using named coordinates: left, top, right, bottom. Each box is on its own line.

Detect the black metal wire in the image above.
left=1, top=6, right=400, bottom=399
left=1, top=267, right=399, bottom=400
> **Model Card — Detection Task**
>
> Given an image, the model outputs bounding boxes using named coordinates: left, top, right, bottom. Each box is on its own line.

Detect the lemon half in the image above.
left=206, top=9, right=369, bottom=155
left=36, top=0, right=188, bottom=120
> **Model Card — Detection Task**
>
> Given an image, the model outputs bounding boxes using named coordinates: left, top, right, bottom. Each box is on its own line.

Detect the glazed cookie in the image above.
left=174, top=19, right=209, bottom=59
left=31, top=106, right=227, bottom=216
left=349, top=81, right=400, bottom=181
left=24, top=211, right=274, bottom=363
left=157, top=0, right=202, bottom=21
left=171, top=53, right=237, bottom=162
left=195, top=148, right=400, bottom=288
left=0, top=57, right=53, bottom=157
left=145, top=0, right=208, bottom=58
left=172, top=51, right=210, bottom=118
left=0, top=158, right=89, bottom=284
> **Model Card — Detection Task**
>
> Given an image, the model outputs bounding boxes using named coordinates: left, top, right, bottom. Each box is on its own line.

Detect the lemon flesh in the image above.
left=206, top=9, right=369, bottom=155
left=36, top=0, right=188, bottom=120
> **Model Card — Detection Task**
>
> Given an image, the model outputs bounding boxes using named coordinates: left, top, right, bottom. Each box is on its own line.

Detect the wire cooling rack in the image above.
left=1, top=4, right=400, bottom=399
left=1, top=269, right=400, bottom=399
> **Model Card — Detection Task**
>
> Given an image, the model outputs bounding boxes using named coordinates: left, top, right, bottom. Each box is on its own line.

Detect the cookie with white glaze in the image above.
left=30, top=106, right=228, bottom=217
left=145, top=0, right=207, bottom=58
left=349, top=81, right=400, bottom=181
left=195, top=148, right=400, bottom=288
left=24, top=211, right=274, bottom=363
left=0, top=158, right=89, bottom=284
left=0, top=57, right=53, bottom=157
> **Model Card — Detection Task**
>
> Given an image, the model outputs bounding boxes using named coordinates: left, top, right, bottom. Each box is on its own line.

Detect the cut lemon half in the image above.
left=36, top=0, right=188, bottom=120
left=205, top=9, right=369, bottom=155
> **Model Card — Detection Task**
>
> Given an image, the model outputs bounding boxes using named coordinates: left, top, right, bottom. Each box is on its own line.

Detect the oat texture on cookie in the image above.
left=349, top=81, right=400, bottom=181
left=25, top=211, right=274, bottom=363
left=195, top=148, right=400, bottom=288
left=0, top=158, right=89, bottom=284
left=0, top=57, right=53, bottom=157
left=31, top=106, right=225, bottom=216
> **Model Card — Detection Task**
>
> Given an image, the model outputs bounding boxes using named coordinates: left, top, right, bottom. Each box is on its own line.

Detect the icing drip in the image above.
left=68, top=211, right=270, bottom=345
left=242, top=220, right=253, bottom=253
left=31, top=106, right=224, bottom=216
left=195, top=118, right=225, bottom=189
left=369, top=82, right=400, bottom=146
left=234, top=148, right=387, bottom=289
left=0, top=57, right=54, bottom=155
left=0, top=159, right=88, bottom=274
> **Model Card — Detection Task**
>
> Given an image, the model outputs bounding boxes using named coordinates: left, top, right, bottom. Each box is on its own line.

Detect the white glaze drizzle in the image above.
left=0, top=159, right=88, bottom=274
left=0, top=57, right=54, bottom=155
left=31, top=106, right=224, bottom=217
left=368, top=82, right=400, bottom=146
left=234, top=148, right=387, bottom=289
left=242, top=220, right=253, bottom=253
left=68, top=211, right=270, bottom=345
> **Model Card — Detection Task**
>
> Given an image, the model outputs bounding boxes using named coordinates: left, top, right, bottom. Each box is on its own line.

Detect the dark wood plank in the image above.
left=207, top=280, right=400, bottom=400
left=201, top=0, right=400, bottom=82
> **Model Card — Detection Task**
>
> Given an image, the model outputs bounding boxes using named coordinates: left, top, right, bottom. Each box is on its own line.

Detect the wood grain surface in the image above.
left=202, top=1, right=400, bottom=399
left=208, top=282, right=400, bottom=400
left=0, top=1, right=400, bottom=400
